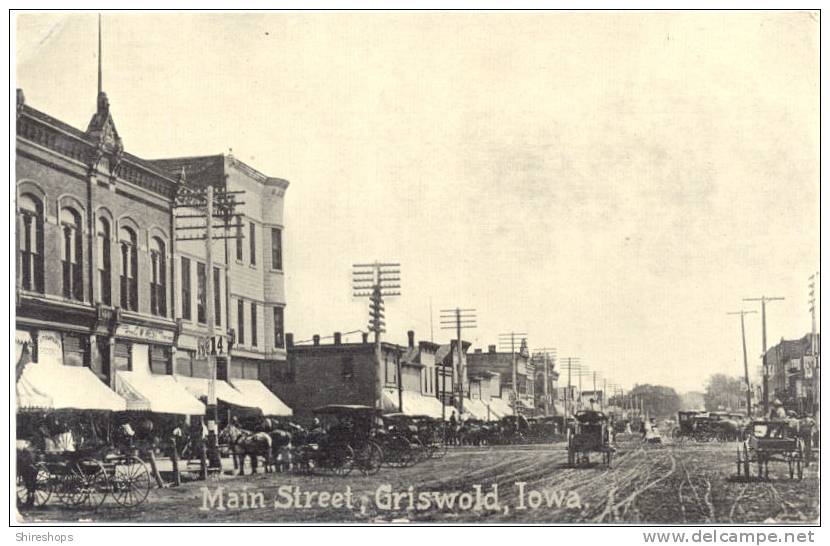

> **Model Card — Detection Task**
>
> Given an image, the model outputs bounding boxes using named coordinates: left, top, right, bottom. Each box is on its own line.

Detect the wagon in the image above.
left=299, top=405, right=384, bottom=476
left=378, top=413, right=428, bottom=467
left=736, top=420, right=804, bottom=480
left=567, top=410, right=614, bottom=467
left=16, top=445, right=152, bottom=509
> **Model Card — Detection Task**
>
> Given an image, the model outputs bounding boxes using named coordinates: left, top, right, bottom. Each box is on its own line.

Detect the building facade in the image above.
left=467, top=345, right=535, bottom=415
left=763, top=333, right=820, bottom=416
left=148, top=155, right=289, bottom=385
left=16, top=90, right=180, bottom=388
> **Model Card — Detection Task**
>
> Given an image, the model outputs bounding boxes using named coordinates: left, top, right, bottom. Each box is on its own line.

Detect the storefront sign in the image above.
left=115, top=324, right=175, bottom=344
left=37, top=330, right=63, bottom=366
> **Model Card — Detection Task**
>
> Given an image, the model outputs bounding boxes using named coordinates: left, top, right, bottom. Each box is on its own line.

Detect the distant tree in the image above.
left=680, top=391, right=706, bottom=411
left=629, top=384, right=682, bottom=419
left=703, top=374, right=745, bottom=412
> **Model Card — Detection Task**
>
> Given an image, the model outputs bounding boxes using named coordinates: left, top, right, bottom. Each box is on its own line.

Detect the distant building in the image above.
left=275, top=330, right=444, bottom=420
left=467, top=344, right=535, bottom=415
left=764, top=333, right=820, bottom=416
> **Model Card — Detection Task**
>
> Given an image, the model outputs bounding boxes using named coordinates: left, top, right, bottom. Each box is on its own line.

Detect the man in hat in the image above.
left=769, top=399, right=787, bottom=420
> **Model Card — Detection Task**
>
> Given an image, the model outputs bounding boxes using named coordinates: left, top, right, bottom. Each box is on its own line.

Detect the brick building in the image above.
left=274, top=331, right=445, bottom=420
left=763, top=333, right=820, bottom=416
left=16, top=89, right=182, bottom=393
left=467, top=344, right=535, bottom=415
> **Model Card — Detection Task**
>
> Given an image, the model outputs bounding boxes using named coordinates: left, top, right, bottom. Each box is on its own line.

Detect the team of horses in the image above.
left=218, top=419, right=315, bottom=475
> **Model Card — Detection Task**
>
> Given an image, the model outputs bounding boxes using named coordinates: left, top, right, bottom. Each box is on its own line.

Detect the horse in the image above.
left=219, top=424, right=272, bottom=475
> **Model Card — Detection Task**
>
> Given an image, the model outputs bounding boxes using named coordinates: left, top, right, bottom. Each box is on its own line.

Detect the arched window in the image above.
left=97, top=217, right=112, bottom=305
left=18, top=194, right=44, bottom=293
left=60, top=207, right=83, bottom=301
left=150, top=237, right=167, bottom=317
left=119, top=226, right=138, bottom=311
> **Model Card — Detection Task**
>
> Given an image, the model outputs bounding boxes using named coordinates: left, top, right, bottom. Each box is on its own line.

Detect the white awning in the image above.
left=382, top=389, right=445, bottom=419
left=489, top=397, right=514, bottom=418
left=116, top=371, right=205, bottom=415
left=229, top=379, right=293, bottom=416
left=175, top=376, right=257, bottom=410
left=18, top=363, right=127, bottom=411
left=463, top=399, right=495, bottom=421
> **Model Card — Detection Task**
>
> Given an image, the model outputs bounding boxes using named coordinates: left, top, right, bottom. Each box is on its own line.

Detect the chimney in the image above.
left=362, top=332, right=369, bottom=344
left=334, top=332, right=342, bottom=345
left=407, top=330, right=415, bottom=348
left=475, top=348, right=482, bottom=353
left=313, top=335, right=320, bottom=346
left=488, top=345, right=497, bottom=353
left=285, top=333, right=294, bottom=349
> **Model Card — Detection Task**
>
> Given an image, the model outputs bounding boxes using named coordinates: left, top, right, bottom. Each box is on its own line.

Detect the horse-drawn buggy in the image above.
left=378, top=413, right=447, bottom=465
left=735, top=420, right=805, bottom=480
left=567, top=410, right=615, bottom=467
left=16, top=412, right=152, bottom=510
left=673, top=411, right=743, bottom=443
left=495, top=415, right=530, bottom=444
left=295, top=405, right=384, bottom=476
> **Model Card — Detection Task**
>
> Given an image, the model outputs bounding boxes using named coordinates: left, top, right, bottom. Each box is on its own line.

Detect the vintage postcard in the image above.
left=12, top=9, right=820, bottom=528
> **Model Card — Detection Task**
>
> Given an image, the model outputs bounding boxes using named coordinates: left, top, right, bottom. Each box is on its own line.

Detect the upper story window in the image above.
left=251, top=302, right=258, bottom=347
left=150, top=237, right=167, bottom=317
left=237, top=299, right=245, bottom=346
left=119, top=227, right=138, bottom=311
left=61, top=207, right=83, bottom=301
left=196, top=262, right=207, bottom=324
left=213, top=266, right=222, bottom=326
left=181, top=256, right=192, bottom=321
left=249, top=222, right=257, bottom=266
left=235, top=215, right=243, bottom=262
left=96, top=217, right=111, bottom=305
left=271, top=227, right=282, bottom=271
left=273, top=306, right=284, bottom=349
left=18, top=194, right=44, bottom=293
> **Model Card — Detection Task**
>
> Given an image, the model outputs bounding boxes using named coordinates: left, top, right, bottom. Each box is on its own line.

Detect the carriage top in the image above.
left=312, top=404, right=384, bottom=416
left=574, top=410, right=607, bottom=423
left=383, top=413, right=434, bottom=422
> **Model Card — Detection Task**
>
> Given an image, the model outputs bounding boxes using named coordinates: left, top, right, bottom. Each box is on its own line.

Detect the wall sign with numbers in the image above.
left=197, top=335, right=227, bottom=357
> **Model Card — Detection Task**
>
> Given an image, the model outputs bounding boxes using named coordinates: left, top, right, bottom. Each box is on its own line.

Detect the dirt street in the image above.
left=17, top=438, right=820, bottom=524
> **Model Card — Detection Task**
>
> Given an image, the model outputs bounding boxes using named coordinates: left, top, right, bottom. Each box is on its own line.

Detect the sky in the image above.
left=14, top=11, right=820, bottom=394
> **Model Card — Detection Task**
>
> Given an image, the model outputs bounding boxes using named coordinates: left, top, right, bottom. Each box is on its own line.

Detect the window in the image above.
left=385, top=354, right=397, bottom=384
left=235, top=215, right=243, bottom=261
left=273, top=307, right=284, bottom=348
left=150, top=237, right=167, bottom=317
left=249, top=222, right=257, bottom=266
left=342, top=356, right=354, bottom=379
left=251, top=303, right=258, bottom=347
left=237, top=299, right=245, bottom=345
left=213, top=267, right=222, bottom=326
left=61, top=208, right=83, bottom=301
left=271, top=227, right=282, bottom=270
left=196, top=262, right=206, bottom=324
left=119, top=227, right=138, bottom=311
left=19, top=194, right=44, bottom=293
left=181, top=257, right=191, bottom=320
left=96, top=217, right=111, bottom=305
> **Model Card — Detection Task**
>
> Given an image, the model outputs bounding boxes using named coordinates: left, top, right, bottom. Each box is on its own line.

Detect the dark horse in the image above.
left=219, top=424, right=272, bottom=475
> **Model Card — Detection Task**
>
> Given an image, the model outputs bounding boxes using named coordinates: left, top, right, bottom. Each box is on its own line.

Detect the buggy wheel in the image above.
left=356, top=442, right=383, bottom=476
left=78, top=460, right=108, bottom=510
left=111, top=457, right=152, bottom=507
left=58, top=465, right=89, bottom=506
left=330, top=445, right=354, bottom=477
left=17, top=463, right=52, bottom=508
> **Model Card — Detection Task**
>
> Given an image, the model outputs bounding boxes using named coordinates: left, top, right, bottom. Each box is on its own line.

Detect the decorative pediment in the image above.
left=86, top=92, right=123, bottom=152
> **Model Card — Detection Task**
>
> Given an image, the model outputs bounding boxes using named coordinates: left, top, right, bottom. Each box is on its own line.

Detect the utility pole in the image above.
left=560, top=357, right=580, bottom=418
left=744, top=295, right=785, bottom=416
left=728, top=310, right=757, bottom=417
left=174, top=182, right=244, bottom=470
left=440, top=308, right=477, bottom=417
left=534, top=348, right=557, bottom=416
left=353, top=262, right=401, bottom=410
left=499, top=332, right=527, bottom=416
